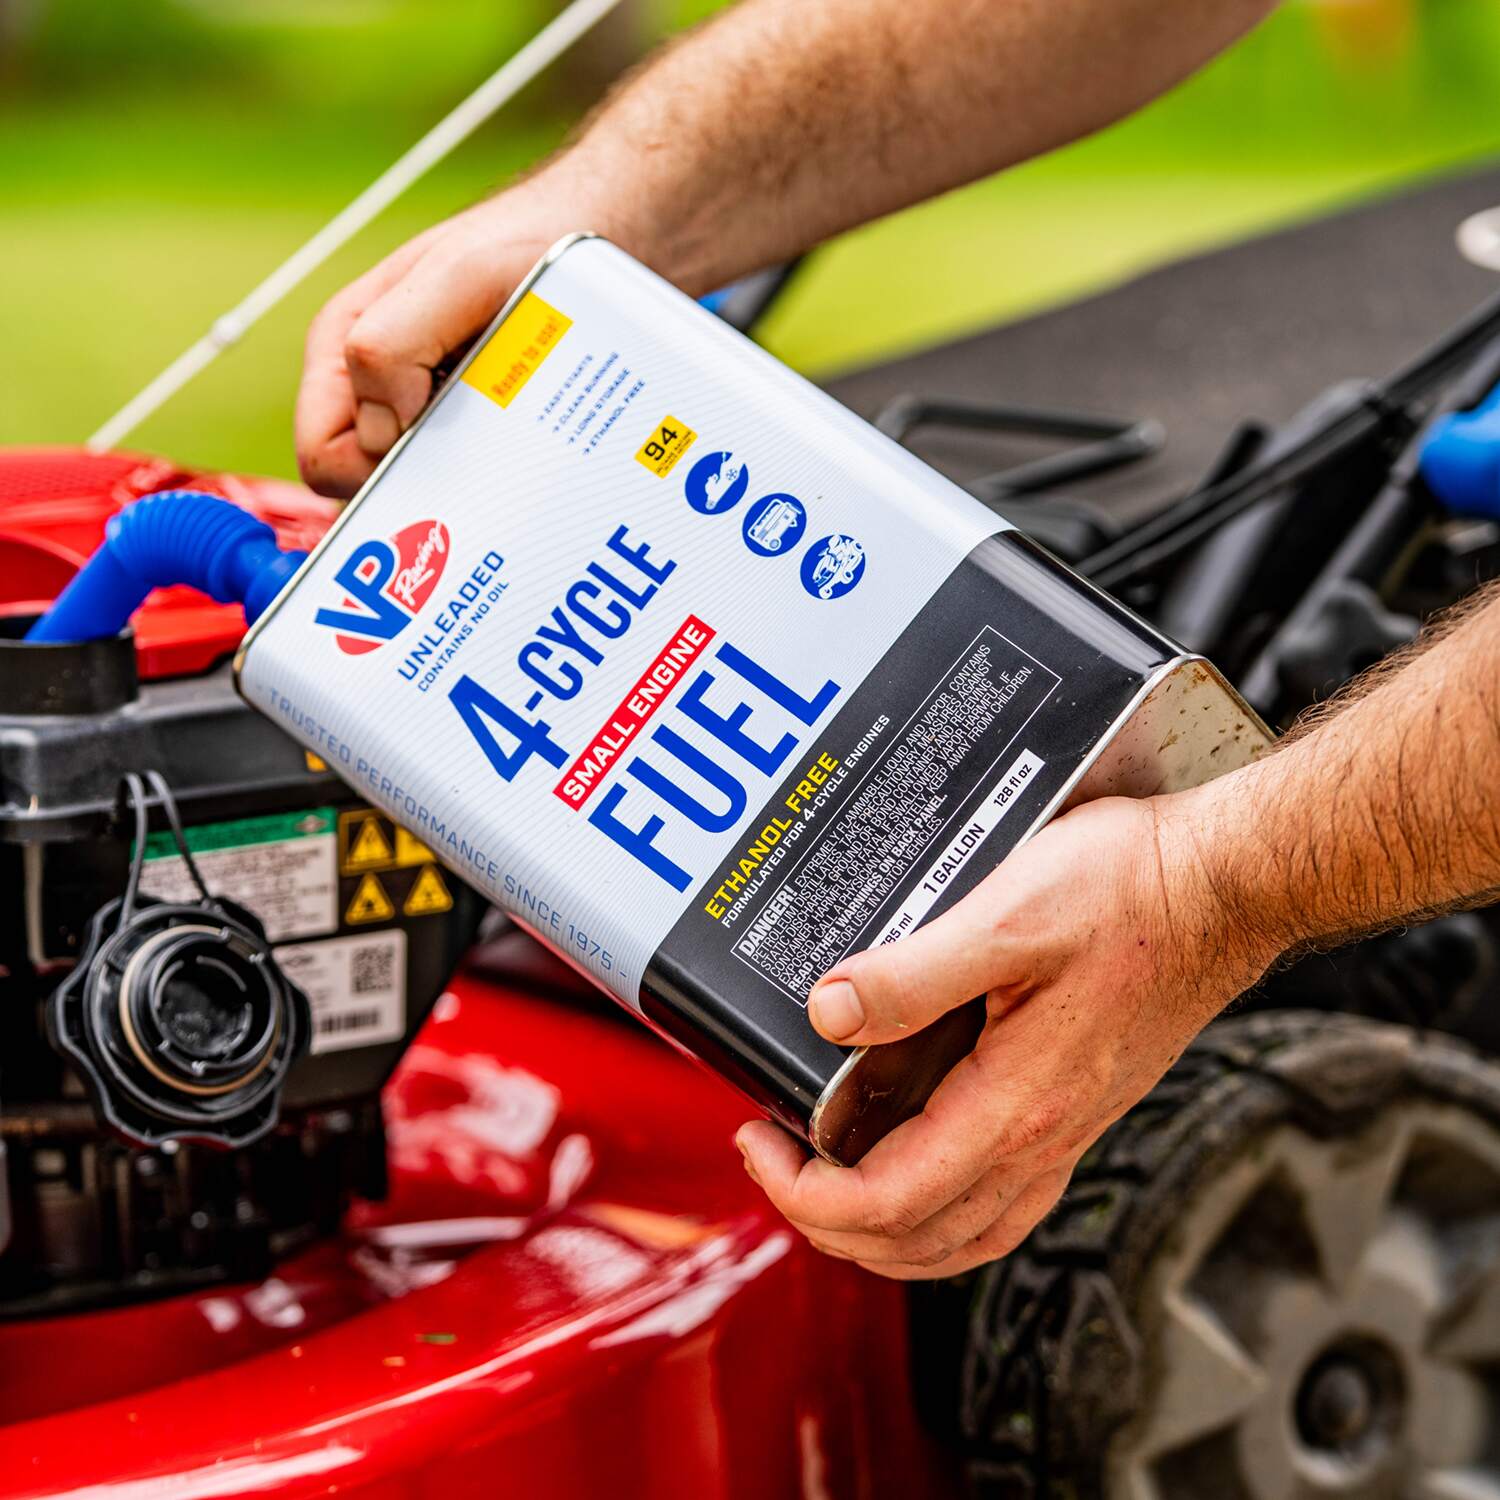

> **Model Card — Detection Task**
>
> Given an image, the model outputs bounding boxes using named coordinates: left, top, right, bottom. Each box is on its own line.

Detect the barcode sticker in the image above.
left=274, top=930, right=407, bottom=1055
left=351, top=939, right=397, bottom=994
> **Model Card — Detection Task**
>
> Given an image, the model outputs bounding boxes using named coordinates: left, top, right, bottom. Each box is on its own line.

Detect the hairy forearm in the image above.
left=1176, top=587, right=1500, bottom=966
left=548, top=0, right=1278, bottom=293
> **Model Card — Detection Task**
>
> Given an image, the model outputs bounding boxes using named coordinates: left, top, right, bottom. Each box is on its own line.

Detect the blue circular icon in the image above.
left=801, top=534, right=866, bottom=600
left=684, top=451, right=749, bottom=514
left=742, top=493, right=807, bottom=557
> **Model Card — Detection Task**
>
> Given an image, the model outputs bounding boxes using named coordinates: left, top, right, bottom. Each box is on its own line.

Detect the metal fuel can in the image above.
left=236, top=235, right=1271, bottom=1164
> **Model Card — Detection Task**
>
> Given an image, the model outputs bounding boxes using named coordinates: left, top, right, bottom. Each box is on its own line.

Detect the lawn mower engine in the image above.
left=0, top=448, right=485, bottom=1313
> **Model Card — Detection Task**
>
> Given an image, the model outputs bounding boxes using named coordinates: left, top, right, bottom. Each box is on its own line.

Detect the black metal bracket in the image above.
left=873, top=395, right=1164, bottom=504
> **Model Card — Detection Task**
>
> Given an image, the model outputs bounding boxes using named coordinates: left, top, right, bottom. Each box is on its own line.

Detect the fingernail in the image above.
left=355, top=401, right=401, bottom=456
left=734, top=1128, right=766, bottom=1184
left=810, top=979, right=865, bottom=1041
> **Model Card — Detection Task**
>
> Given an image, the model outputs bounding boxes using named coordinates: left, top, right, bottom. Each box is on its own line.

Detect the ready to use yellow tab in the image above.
left=464, top=293, right=572, bottom=409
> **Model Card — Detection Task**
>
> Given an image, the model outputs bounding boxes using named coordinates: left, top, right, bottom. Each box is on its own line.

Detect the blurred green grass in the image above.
left=3, top=0, right=1500, bottom=478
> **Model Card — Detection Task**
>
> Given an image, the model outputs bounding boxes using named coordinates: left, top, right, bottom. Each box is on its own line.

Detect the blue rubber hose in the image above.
left=1420, top=381, right=1500, bottom=521
left=25, top=490, right=307, bottom=644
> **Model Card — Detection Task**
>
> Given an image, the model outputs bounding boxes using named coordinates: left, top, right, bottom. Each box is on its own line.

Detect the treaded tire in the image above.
left=936, top=1011, right=1500, bottom=1498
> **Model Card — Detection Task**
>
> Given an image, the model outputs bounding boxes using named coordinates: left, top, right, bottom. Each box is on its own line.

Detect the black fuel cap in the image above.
left=49, top=897, right=310, bottom=1149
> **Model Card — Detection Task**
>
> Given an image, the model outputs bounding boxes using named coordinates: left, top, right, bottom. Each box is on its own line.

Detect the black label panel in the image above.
left=730, top=626, right=1059, bottom=1003
left=642, top=530, right=1175, bottom=1128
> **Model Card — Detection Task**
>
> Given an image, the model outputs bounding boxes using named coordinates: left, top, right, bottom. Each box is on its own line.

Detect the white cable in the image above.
left=87, top=0, right=626, bottom=452
left=1458, top=207, right=1500, bottom=275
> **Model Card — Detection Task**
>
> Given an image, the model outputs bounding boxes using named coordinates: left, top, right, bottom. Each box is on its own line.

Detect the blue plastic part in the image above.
left=24, top=490, right=308, bottom=644
left=1420, top=381, right=1500, bottom=521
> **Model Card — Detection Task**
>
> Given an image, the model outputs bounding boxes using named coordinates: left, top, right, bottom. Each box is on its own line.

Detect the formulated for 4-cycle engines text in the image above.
left=237, top=235, right=1270, bottom=1162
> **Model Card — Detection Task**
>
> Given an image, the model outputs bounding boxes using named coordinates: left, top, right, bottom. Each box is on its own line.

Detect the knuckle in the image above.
left=982, top=904, right=1018, bottom=951
left=343, top=326, right=393, bottom=377
left=943, top=1048, right=994, bottom=1112
left=905, top=1234, right=958, bottom=1269
left=878, top=959, right=926, bottom=1017
left=306, top=295, right=354, bottom=351
left=862, top=1196, right=926, bottom=1240
left=1071, top=1049, right=1114, bottom=1100
left=845, top=952, right=924, bottom=1028
left=307, top=303, right=351, bottom=352
left=864, top=1222, right=956, bottom=1268
left=993, top=1095, right=1069, bottom=1159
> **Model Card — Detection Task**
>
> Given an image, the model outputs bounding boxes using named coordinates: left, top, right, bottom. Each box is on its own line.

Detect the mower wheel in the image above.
left=949, top=1012, right=1500, bottom=1498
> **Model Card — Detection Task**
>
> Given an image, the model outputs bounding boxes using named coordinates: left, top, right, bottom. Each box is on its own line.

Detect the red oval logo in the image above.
left=319, top=518, right=451, bottom=656
left=387, top=518, right=450, bottom=616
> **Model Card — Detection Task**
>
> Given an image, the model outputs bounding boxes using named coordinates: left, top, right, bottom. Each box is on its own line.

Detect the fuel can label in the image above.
left=238, top=237, right=1235, bottom=1141
left=239, top=239, right=1004, bottom=1007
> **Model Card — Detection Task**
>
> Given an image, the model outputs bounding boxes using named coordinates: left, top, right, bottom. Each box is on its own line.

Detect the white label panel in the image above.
left=240, top=239, right=1005, bottom=1003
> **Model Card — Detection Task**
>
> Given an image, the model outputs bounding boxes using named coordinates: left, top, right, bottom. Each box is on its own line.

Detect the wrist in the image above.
left=1149, top=772, right=1301, bottom=999
left=516, top=138, right=731, bottom=297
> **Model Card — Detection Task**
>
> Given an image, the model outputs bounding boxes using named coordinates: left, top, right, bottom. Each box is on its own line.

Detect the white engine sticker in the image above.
left=275, top=929, right=407, bottom=1054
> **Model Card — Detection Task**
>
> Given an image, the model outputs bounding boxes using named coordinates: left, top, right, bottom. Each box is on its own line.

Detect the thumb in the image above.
left=808, top=877, right=1022, bottom=1046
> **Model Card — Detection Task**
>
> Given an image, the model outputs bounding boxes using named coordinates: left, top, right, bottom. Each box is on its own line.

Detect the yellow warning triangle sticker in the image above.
left=346, top=872, right=395, bottom=925
left=345, top=815, right=394, bottom=872
left=403, top=864, right=453, bottom=917
left=395, top=826, right=435, bottom=868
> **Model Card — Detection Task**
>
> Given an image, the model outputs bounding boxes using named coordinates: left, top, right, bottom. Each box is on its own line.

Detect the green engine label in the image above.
left=140, top=808, right=339, bottom=942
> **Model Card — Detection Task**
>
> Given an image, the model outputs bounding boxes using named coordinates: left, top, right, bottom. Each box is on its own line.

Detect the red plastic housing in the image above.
left=0, top=447, right=338, bottom=677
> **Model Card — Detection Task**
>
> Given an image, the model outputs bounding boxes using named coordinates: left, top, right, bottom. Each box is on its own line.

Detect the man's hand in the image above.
left=295, top=179, right=592, bottom=498
left=736, top=793, right=1278, bottom=1279
left=740, top=575, right=1500, bottom=1280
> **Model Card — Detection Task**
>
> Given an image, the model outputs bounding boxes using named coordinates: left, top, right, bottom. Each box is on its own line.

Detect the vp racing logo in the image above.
left=314, top=519, right=451, bottom=655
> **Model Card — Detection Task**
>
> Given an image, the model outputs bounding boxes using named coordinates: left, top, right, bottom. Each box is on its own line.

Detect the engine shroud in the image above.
left=0, top=449, right=483, bottom=1314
